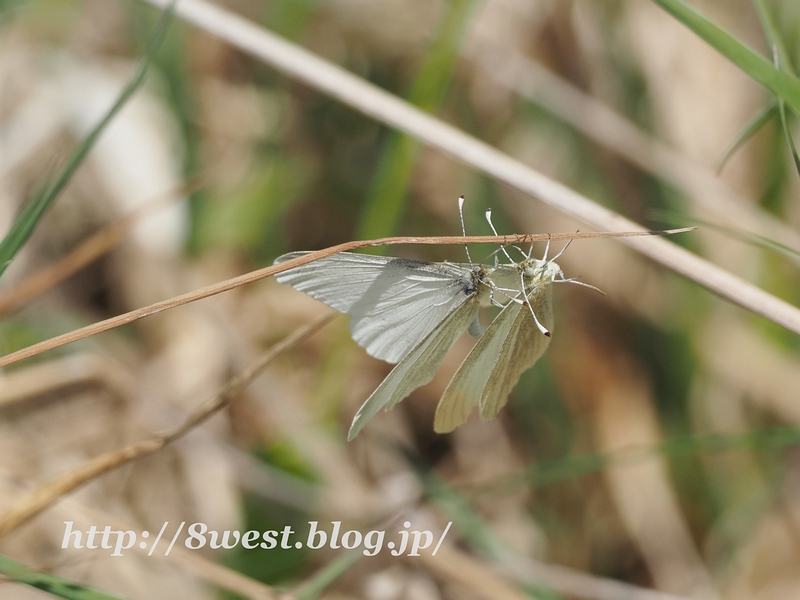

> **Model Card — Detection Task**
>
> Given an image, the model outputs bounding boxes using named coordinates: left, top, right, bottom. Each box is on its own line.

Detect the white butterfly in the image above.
left=274, top=200, right=583, bottom=439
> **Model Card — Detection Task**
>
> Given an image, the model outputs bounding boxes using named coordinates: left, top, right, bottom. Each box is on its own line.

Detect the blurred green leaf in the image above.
left=754, top=0, right=800, bottom=176
left=195, top=156, right=310, bottom=255
left=650, top=0, right=800, bottom=114
left=0, top=2, right=175, bottom=280
left=716, top=102, right=777, bottom=173
left=257, top=439, right=320, bottom=484
left=0, top=555, right=127, bottom=600
left=293, top=549, right=362, bottom=600
left=357, top=0, right=479, bottom=250
left=649, top=208, right=800, bottom=265
left=754, top=0, right=795, bottom=75
left=227, top=494, right=310, bottom=585
left=266, top=0, right=319, bottom=40
left=405, top=454, right=563, bottom=599
left=777, top=92, right=800, bottom=175
left=477, top=427, right=800, bottom=495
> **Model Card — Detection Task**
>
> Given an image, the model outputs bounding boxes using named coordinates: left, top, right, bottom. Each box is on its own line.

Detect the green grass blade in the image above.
left=649, top=208, right=800, bottom=265
left=716, top=102, right=777, bottom=173
left=0, top=555, right=128, bottom=600
left=408, top=429, right=800, bottom=596
left=650, top=0, right=800, bottom=114
left=411, top=460, right=511, bottom=561
left=0, top=2, right=175, bottom=280
left=753, top=0, right=795, bottom=75
left=356, top=0, right=478, bottom=250
left=777, top=94, right=800, bottom=176
left=293, top=548, right=362, bottom=600
left=404, top=454, right=563, bottom=599
left=753, top=0, right=800, bottom=177
left=473, top=427, right=800, bottom=494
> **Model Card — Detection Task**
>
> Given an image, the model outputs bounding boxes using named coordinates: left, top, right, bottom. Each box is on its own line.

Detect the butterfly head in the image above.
left=521, top=258, right=563, bottom=288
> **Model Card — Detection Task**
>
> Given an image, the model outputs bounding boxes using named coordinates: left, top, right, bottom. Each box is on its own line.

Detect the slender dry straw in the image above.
left=0, top=229, right=689, bottom=369
left=0, top=175, right=207, bottom=318
left=464, top=36, right=800, bottom=252
left=0, top=313, right=333, bottom=539
left=139, top=0, right=800, bottom=337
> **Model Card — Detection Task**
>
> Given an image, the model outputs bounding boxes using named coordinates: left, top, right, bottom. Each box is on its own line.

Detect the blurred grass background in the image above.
left=1, top=0, right=800, bottom=599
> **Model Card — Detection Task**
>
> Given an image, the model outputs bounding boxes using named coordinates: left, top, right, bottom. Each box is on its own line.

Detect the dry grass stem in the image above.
left=0, top=229, right=689, bottom=369
left=168, top=545, right=282, bottom=600
left=0, top=353, right=133, bottom=410
left=419, top=544, right=696, bottom=600
left=499, top=556, right=696, bottom=600
left=140, top=0, right=800, bottom=338
left=7, top=480, right=285, bottom=600
left=415, top=545, right=531, bottom=600
left=0, top=313, right=333, bottom=539
left=466, top=38, right=800, bottom=252
left=0, top=175, right=208, bottom=318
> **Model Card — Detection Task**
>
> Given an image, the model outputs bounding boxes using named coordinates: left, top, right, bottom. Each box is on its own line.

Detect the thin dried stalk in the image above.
left=169, top=543, right=282, bottom=600
left=0, top=229, right=688, bottom=369
left=0, top=175, right=207, bottom=318
left=139, top=0, right=800, bottom=337
left=498, top=555, right=696, bottom=600
left=416, top=546, right=531, bottom=600
left=4, top=479, right=285, bottom=600
left=465, top=37, right=800, bottom=252
left=0, top=313, right=334, bottom=539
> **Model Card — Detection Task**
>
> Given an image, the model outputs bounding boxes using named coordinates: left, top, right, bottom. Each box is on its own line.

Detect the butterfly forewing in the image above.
left=275, top=251, right=481, bottom=363
left=433, top=300, right=523, bottom=432
left=347, top=298, right=480, bottom=440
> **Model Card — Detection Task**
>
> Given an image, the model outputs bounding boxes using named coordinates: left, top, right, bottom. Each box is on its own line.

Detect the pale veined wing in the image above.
left=434, top=257, right=558, bottom=432
left=480, top=278, right=553, bottom=420
left=433, top=298, right=523, bottom=432
left=347, top=297, right=481, bottom=440
left=274, top=251, right=485, bottom=363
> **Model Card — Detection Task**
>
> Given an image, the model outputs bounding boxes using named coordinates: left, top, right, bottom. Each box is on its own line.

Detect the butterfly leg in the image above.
left=519, top=271, right=552, bottom=337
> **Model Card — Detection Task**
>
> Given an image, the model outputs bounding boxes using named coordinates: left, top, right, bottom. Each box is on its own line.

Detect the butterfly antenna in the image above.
left=458, top=195, right=474, bottom=265
left=519, top=271, right=551, bottom=337
left=556, top=277, right=606, bottom=295
left=486, top=208, right=516, bottom=264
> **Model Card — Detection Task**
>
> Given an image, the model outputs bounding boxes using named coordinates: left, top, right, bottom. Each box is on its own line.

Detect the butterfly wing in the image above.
left=479, top=286, right=554, bottom=420
left=433, top=299, right=523, bottom=433
left=435, top=282, right=555, bottom=431
left=274, top=252, right=480, bottom=363
left=347, top=298, right=480, bottom=440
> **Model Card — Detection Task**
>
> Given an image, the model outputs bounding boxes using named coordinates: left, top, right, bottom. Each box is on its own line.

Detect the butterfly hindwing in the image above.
left=348, top=298, right=480, bottom=440
left=435, top=274, right=555, bottom=431
left=433, top=300, right=522, bottom=432
left=479, top=288, right=553, bottom=420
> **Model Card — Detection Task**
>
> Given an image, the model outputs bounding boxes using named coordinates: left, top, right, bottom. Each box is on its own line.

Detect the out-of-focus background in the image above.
left=1, top=0, right=800, bottom=598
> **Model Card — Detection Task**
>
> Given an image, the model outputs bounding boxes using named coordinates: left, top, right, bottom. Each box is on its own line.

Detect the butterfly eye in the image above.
left=522, top=265, right=538, bottom=279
